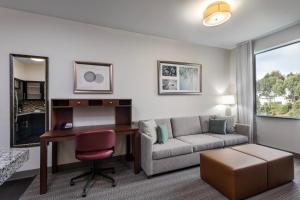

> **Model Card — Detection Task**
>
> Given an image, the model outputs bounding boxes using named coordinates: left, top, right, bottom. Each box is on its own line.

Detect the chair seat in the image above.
left=207, top=133, right=248, bottom=146
left=76, top=150, right=113, bottom=161
left=152, top=139, right=193, bottom=160
left=177, top=134, right=224, bottom=152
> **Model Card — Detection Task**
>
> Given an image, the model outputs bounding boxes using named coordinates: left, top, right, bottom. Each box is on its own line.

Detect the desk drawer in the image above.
left=70, top=100, right=88, bottom=107
left=103, top=100, right=119, bottom=107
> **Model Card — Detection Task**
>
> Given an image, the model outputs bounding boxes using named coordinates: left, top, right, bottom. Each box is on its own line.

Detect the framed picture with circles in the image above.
left=74, top=61, right=113, bottom=94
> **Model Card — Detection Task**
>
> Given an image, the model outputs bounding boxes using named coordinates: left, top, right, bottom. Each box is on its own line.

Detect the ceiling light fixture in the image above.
left=203, top=1, right=231, bottom=27
left=31, top=58, right=45, bottom=62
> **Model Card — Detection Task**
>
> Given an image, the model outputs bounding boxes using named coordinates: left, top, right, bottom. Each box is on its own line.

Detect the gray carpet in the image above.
left=21, top=158, right=300, bottom=200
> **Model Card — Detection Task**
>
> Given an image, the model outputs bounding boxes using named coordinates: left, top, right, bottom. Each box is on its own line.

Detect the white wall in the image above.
left=0, top=7, right=231, bottom=171
left=23, top=64, right=45, bottom=82
left=254, top=23, right=300, bottom=53
left=13, top=58, right=26, bottom=80
left=13, top=58, right=45, bottom=81
left=254, top=23, right=300, bottom=154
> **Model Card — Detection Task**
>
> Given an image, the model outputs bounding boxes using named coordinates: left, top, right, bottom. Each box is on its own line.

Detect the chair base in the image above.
left=70, top=162, right=116, bottom=198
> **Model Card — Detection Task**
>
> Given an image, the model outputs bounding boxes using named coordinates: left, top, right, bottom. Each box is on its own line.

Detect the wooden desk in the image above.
left=40, top=98, right=138, bottom=194
left=40, top=124, right=140, bottom=194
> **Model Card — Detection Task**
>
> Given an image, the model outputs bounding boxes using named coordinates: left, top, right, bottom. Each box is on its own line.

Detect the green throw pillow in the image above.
left=157, top=124, right=169, bottom=144
left=215, top=116, right=234, bottom=133
left=209, top=119, right=227, bottom=134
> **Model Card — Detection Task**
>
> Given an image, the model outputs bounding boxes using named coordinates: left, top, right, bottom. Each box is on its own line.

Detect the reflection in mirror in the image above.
left=10, top=54, right=48, bottom=147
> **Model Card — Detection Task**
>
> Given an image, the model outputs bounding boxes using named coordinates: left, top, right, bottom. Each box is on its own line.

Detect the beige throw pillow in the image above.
left=140, top=120, right=157, bottom=144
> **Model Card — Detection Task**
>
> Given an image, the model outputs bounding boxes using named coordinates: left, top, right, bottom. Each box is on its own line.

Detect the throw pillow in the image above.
left=209, top=119, right=227, bottom=134
left=199, top=115, right=217, bottom=133
left=157, top=124, right=169, bottom=144
left=216, top=116, right=235, bottom=133
left=140, top=120, right=157, bottom=144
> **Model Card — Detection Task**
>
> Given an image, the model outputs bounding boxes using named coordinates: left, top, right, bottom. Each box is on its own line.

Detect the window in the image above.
left=255, top=42, right=300, bottom=119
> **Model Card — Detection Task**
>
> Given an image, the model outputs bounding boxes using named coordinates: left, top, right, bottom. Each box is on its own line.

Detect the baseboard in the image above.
left=57, top=160, right=87, bottom=171
left=9, top=168, right=39, bottom=181
left=57, top=155, right=127, bottom=171
left=9, top=155, right=127, bottom=181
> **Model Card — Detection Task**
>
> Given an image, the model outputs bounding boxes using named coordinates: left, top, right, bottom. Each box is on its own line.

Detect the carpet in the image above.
left=21, top=159, right=300, bottom=200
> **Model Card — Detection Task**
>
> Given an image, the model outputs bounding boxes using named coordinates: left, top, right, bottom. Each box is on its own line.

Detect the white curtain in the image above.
left=233, top=41, right=254, bottom=143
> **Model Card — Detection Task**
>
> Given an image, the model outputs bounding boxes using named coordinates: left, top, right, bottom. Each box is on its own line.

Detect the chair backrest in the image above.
left=75, top=130, right=116, bottom=153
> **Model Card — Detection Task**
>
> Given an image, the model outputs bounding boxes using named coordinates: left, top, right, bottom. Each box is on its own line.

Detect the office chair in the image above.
left=70, top=130, right=116, bottom=197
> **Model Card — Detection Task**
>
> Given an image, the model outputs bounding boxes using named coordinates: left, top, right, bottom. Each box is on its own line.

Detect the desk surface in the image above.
left=40, top=124, right=139, bottom=139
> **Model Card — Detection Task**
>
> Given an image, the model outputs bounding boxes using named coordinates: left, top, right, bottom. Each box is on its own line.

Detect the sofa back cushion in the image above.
left=155, top=118, right=173, bottom=138
left=199, top=115, right=216, bottom=133
left=171, top=116, right=202, bottom=137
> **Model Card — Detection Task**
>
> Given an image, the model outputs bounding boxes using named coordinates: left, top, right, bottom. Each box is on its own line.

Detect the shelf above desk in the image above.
left=51, top=98, right=132, bottom=130
left=52, top=99, right=132, bottom=108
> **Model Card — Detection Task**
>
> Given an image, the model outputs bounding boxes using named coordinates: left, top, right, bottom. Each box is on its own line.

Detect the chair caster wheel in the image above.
left=70, top=181, right=75, bottom=186
left=112, top=183, right=116, bottom=187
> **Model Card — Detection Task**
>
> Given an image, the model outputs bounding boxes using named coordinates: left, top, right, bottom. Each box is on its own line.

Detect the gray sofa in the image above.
left=139, top=116, right=250, bottom=176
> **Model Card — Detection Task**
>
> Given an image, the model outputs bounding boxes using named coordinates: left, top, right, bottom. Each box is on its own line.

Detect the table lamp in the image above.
left=221, top=95, right=235, bottom=116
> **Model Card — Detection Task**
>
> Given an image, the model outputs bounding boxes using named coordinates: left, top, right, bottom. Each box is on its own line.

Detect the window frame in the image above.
left=254, top=40, right=300, bottom=120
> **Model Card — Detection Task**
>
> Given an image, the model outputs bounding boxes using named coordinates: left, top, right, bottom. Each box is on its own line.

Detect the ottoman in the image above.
left=200, top=148, right=268, bottom=200
left=232, top=144, right=294, bottom=189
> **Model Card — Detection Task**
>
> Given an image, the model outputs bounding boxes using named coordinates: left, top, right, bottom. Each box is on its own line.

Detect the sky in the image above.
left=256, top=42, right=300, bottom=80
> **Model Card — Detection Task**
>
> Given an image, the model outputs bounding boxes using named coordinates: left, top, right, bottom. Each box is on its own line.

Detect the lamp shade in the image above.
left=221, top=95, right=235, bottom=105
left=203, top=1, right=231, bottom=27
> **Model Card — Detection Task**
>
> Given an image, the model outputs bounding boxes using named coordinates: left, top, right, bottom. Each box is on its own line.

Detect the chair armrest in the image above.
left=234, top=123, right=250, bottom=138
left=140, top=132, right=153, bottom=176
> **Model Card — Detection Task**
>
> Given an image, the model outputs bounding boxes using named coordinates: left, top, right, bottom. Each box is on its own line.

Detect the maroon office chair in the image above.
left=70, top=130, right=116, bottom=197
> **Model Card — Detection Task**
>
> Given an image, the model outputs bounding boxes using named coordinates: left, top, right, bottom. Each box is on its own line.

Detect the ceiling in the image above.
left=0, top=0, right=300, bottom=49
left=14, top=57, right=45, bottom=65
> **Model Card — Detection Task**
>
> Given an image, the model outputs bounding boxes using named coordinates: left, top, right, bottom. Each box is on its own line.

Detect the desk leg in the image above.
left=52, top=142, right=58, bottom=173
left=133, top=131, right=141, bottom=174
left=40, top=139, right=48, bottom=194
left=126, top=135, right=131, bottom=161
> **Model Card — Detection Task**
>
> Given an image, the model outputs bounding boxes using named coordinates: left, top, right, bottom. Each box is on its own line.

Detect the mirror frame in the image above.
left=10, top=54, right=49, bottom=147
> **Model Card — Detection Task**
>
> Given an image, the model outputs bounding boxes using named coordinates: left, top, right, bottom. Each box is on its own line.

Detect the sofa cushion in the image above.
left=207, top=133, right=248, bottom=146
left=155, top=118, right=173, bottom=138
left=152, top=139, right=193, bottom=160
left=199, top=115, right=216, bottom=133
left=177, top=134, right=224, bottom=152
left=171, top=116, right=202, bottom=137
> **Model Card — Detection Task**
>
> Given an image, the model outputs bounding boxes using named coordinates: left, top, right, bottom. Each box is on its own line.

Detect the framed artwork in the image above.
left=158, top=61, right=202, bottom=95
left=74, top=61, right=113, bottom=94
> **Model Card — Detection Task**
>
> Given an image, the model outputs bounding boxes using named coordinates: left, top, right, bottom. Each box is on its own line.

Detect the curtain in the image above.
left=234, top=41, right=255, bottom=143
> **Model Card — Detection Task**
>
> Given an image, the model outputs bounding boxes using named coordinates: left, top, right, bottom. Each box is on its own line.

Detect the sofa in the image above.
left=139, top=115, right=250, bottom=176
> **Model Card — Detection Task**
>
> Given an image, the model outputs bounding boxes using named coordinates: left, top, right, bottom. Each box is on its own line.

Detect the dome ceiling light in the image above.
left=203, top=1, right=231, bottom=27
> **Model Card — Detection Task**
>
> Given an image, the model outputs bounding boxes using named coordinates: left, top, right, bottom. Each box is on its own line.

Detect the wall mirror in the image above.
left=10, top=54, right=49, bottom=147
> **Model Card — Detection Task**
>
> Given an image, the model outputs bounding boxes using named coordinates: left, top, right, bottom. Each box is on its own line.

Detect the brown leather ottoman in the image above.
left=232, top=144, right=294, bottom=189
left=200, top=148, right=268, bottom=200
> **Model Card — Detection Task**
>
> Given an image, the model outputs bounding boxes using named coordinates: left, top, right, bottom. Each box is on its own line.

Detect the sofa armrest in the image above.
left=234, top=123, right=250, bottom=138
left=140, top=132, right=153, bottom=176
